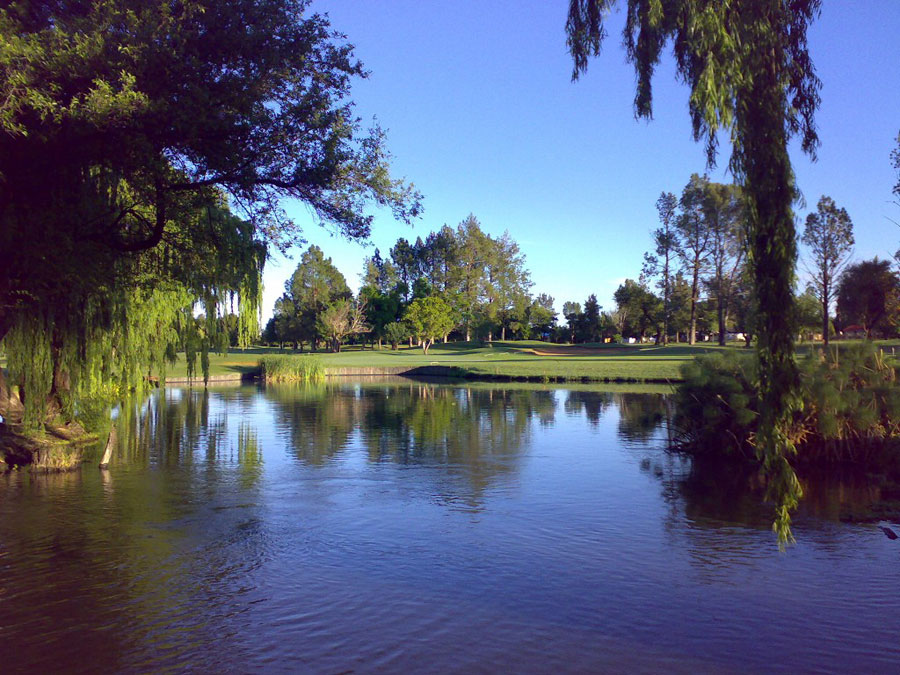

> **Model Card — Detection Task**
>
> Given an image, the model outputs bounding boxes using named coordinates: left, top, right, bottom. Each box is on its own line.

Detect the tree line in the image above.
left=563, top=173, right=899, bottom=348
left=263, top=155, right=900, bottom=355
left=263, top=215, right=557, bottom=352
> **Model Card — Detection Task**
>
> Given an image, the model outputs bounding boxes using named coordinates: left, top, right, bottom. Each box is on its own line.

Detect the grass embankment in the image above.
left=95, top=339, right=900, bottom=384
left=163, top=341, right=731, bottom=383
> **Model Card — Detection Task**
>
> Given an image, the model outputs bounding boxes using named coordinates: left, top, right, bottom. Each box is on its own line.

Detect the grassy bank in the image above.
left=157, top=339, right=899, bottom=384
left=161, top=341, right=724, bottom=383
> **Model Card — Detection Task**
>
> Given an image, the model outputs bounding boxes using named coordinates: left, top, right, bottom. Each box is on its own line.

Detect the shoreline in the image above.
left=162, top=366, right=683, bottom=385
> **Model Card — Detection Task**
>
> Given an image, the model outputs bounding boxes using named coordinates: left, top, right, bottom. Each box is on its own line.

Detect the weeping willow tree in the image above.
left=1, top=182, right=265, bottom=434
left=0, top=1, right=421, bottom=443
left=566, top=0, right=822, bottom=543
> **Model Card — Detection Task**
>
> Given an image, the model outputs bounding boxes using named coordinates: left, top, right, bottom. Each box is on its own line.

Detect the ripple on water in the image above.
left=1, top=382, right=900, bottom=673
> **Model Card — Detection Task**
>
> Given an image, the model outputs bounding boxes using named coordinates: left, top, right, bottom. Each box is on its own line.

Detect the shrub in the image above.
left=674, top=343, right=900, bottom=467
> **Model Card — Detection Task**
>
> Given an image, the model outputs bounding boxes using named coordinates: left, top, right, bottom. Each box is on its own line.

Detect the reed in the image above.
left=258, top=355, right=326, bottom=382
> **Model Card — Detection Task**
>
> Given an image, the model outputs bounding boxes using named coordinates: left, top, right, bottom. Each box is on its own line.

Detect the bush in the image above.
left=674, top=343, right=900, bottom=468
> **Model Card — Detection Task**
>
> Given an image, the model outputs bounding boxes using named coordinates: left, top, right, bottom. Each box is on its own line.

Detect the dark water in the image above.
left=2, top=381, right=899, bottom=673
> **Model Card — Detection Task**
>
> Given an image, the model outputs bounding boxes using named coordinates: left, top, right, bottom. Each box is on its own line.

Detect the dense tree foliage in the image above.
left=836, top=259, right=900, bottom=339
left=266, top=246, right=352, bottom=350
left=802, top=196, right=854, bottom=347
left=676, top=174, right=713, bottom=345
left=0, top=0, right=420, bottom=431
left=405, top=297, right=455, bottom=354
left=704, top=183, right=746, bottom=346
left=387, top=216, right=535, bottom=342
left=795, top=289, right=823, bottom=341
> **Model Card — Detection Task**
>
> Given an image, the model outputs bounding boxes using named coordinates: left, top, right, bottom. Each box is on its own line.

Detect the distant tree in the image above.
left=359, top=285, right=403, bottom=349
left=562, top=301, right=582, bottom=343
left=423, top=226, right=460, bottom=294
left=275, top=245, right=352, bottom=350
left=390, top=238, right=419, bottom=299
left=676, top=174, right=714, bottom=345
left=384, top=321, right=410, bottom=351
left=795, top=289, right=823, bottom=341
left=642, top=192, right=678, bottom=345
left=599, top=311, right=618, bottom=341
left=405, top=297, right=455, bottom=354
left=615, top=280, right=662, bottom=341
left=317, top=299, right=369, bottom=353
left=578, top=295, right=602, bottom=343
left=453, top=215, right=492, bottom=341
left=836, top=259, right=900, bottom=339
left=361, top=249, right=400, bottom=293
left=730, top=265, right=758, bottom=347
left=802, top=196, right=854, bottom=347
left=704, top=183, right=746, bottom=345
left=668, top=274, right=694, bottom=343
left=528, top=294, right=557, bottom=339
left=262, top=316, right=280, bottom=348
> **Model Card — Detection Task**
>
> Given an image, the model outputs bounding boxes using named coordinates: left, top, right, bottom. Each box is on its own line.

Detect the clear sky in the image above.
left=261, top=1, right=900, bottom=323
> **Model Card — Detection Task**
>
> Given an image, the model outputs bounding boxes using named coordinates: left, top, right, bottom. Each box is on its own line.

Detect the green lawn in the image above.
left=6, top=338, right=899, bottom=384
left=163, top=340, right=733, bottom=382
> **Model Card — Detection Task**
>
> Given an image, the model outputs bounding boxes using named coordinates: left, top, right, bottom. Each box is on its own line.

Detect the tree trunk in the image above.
left=501, top=325, right=506, bottom=341
left=689, top=263, right=699, bottom=345
left=822, top=276, right=830, bottom=347
left=662, top=254, right=670, bottom=345
left=717, top=294, right=726, bottom=346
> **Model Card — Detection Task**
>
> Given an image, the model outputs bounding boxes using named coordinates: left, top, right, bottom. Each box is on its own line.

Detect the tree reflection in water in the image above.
left=263, top=380, right=558, bottom=509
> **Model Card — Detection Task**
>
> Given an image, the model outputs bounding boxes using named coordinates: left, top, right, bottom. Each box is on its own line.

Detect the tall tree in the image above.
left=566, top=0, right=822, bottom=541
left=802, top=196, right=854, bottom=347
left=0, top=0, right=421, bottom=431
left=282, top=246, right=351, bottom=350
left=642, top=192, right=678, bottom=345
left=836, top=258, right=900, bottom=340
left=563, top=302, right=583, bottom=343
left=704, top=183, right=746, bottom=345
left=579, top=295, right=602, bottom=343
left=676, top=174, right=713, bottom=345
left=528, top=294, right=557, bottom=339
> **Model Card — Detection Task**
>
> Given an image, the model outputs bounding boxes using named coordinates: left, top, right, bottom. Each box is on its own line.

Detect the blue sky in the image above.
left=261, top=1, right=900, bottom=322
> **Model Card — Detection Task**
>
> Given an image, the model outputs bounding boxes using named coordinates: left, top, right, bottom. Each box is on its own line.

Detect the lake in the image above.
left=1, top=380, right=899, bottom=673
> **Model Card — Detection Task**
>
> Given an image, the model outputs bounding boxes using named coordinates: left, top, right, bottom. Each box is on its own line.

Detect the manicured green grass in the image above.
left=23, top=338, right=900, bottom=383
left=163, top=341, right=729, bottom=382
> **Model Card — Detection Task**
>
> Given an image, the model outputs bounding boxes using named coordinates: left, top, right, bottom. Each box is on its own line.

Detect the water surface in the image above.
left=1, top=381, right=898, bottom=673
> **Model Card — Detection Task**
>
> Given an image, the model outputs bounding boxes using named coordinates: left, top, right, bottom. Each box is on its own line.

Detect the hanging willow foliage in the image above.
left=1, top=194, right=265, bottom=432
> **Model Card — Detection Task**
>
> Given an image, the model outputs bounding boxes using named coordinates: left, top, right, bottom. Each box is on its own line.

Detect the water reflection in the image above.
left=2, top=382, right=899, bottom=672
